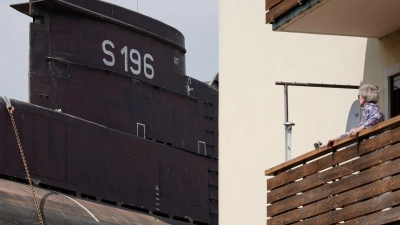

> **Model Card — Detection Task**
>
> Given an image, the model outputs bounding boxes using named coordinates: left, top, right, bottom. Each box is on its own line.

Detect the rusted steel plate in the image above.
left=0, top=179, right=190, bottom=225
left=21, top=0, right=218, bottom=159
left=0, top=99, right=213, bottom=224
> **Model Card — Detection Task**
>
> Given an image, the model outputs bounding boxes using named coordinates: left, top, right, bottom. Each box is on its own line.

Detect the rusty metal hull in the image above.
left=0, top=178, right=192, bottom=225
left=0, top=99, right=218, bottom=224
left=17, top=0, right=219, bottom=159
left=2, top=0, right=218, bottom=224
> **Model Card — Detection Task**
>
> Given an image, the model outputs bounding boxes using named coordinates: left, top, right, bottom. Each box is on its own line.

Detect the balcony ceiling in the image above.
left=269, top=0, right=400, bottom=38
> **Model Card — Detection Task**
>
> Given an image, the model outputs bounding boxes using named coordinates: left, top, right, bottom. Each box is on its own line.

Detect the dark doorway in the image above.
left=390, top=74, right=400, bottom=118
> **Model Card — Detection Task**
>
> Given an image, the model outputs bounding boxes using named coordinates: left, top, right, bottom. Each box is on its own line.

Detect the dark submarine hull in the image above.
left=0, top=178, right=192, bottom=225
left=0, top=0, right=218, bottom=224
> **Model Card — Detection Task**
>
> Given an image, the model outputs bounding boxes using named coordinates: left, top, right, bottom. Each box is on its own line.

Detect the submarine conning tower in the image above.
left=12, top=0, right=218, bottom=157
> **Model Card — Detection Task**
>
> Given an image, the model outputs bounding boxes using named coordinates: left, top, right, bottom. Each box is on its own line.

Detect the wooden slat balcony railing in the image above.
left=265, top=115, right=400, bottom=225
left=265, top=0, right=305, bottom=24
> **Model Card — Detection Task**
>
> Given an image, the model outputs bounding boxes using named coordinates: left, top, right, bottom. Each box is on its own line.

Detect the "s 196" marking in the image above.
left=102, top=40, right=155, bottom=79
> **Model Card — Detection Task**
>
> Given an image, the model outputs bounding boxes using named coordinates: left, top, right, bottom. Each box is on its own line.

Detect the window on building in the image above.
left=391, top=74, right=400, bottom=118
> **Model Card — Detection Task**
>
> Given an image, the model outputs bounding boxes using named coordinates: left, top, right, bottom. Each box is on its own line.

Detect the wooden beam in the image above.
left=267, top=142, right=400, bottom=204
left=294, top=189, right=400, bottom=225
left=264, top=115, right=400, bottom=176
left=267, top=157, right=400, bottom=216
left=265, top=0, right=303, bottom=24
left=268, top=144, right=359, bottom=190
left=265, top=0, right=284, bottom=10
left=268, top=174, right=400, bottom=224
left=267, top=127, right=400, bottom=190
left=346, top=206, right=400, bottom=225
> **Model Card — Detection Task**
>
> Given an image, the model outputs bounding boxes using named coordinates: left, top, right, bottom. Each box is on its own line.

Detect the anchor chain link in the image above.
left=2, top=96, right=44, bottom=225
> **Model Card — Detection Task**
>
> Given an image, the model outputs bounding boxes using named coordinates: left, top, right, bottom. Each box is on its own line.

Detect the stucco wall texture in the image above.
left=219, top=0, right=368, bottom=224
left=364, top=29, right=400, bottom=118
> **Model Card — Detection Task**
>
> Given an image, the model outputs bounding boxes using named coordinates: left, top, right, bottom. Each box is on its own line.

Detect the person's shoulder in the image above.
left=364, top=103, right=380, bottom=113
left=364, top=103, right=375, bottom=109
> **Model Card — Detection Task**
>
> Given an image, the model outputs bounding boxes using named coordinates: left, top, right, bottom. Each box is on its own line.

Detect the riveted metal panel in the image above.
left=210, top=201, right=218, bottom=215
left=173, top=108, right=186, bottom=148
left=210, top=214, right=218, bottom=225
left=209, top=159, right=218, bottom=173
left=57, top=82, right=81, bottom=117
left=34, top=115, right=50, bottom=178
left=30, top=76, right=58, bottom=109
left=126, top=153, right=140, bottom=191
left=190, top=170, right=201, bottom=206
left=19, top=110, right=36, bottom=174
left=105, top=147, right=118, bottom=186
left=160, top=163, right=182, bottom=201
left=210, top=187, right=218, bottom=201
left=66, top=124, right=79, bottom=185
left=49, top=119, right=66, bottom=182
left=208, top=172, right=218, bottom=187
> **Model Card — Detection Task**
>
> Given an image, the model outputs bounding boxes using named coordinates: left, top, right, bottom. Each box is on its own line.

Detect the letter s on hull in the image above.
left=102, top=40, right=115, bottom=66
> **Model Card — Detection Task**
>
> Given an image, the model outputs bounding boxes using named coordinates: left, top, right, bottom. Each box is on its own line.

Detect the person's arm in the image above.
left=348, top=106, right=384, bottom=137
left=348, top=125, right=364, bottom=137
left=327, top=136, right=341, bottom=148
left=326, top=131, right=352, bottom=148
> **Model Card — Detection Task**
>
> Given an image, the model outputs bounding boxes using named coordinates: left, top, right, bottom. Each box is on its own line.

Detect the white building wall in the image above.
left=364, top=30, right=400, bottom=119
left=219, top=1, right=367, bottom=224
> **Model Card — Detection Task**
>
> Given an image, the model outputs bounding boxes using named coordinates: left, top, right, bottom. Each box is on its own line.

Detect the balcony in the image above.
left=265, top=115, right=400, bottom=224
left=265, top=0, right=400, bottom=38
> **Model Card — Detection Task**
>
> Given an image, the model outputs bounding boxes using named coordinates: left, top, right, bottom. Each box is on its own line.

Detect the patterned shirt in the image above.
left=340, top=102, right=385, bottom=138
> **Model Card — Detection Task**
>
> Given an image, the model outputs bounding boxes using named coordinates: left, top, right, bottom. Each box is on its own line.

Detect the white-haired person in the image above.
left=327, top=84, right=385, bottom=148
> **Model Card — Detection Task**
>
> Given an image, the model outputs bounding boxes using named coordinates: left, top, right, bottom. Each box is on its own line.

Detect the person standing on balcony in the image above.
left=327, top=84, right=384, bottom=148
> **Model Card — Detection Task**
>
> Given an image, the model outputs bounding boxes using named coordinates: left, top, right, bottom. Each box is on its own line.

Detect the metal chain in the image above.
left=7, top=109, right=45, bottom=225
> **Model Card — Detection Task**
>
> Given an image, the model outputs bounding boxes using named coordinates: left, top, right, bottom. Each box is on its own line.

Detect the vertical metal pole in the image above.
left=284, top=84, right=288, bottom=122
left=29, top=0, right=33, bottom=16
left=283, top=84, right=294, bottom=161
left=285, top=123, right=293, bottom=161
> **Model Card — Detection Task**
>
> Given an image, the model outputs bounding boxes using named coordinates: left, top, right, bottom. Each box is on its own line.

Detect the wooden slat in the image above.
left=268, top=174, right=400, bottom=225
left=267, top=142, right=400, bottom=204
left=267, top=127, right=400, bottom=190
left=265, top=115, right=400, bottom=176
left=292, top=189, right=400, bottom=224
left=265, top=0, right=301, bottom=23
left=346, top=206, right=400, bottom=225
left=267, top=154, right=400, bottom=217
left=265, top=0, right=284, bottom=10
left=268, top=144, right=358, bottom=190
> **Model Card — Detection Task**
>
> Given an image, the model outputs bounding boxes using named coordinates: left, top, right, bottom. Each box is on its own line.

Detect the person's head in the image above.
left=358, top=83, right=379, bottom=106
